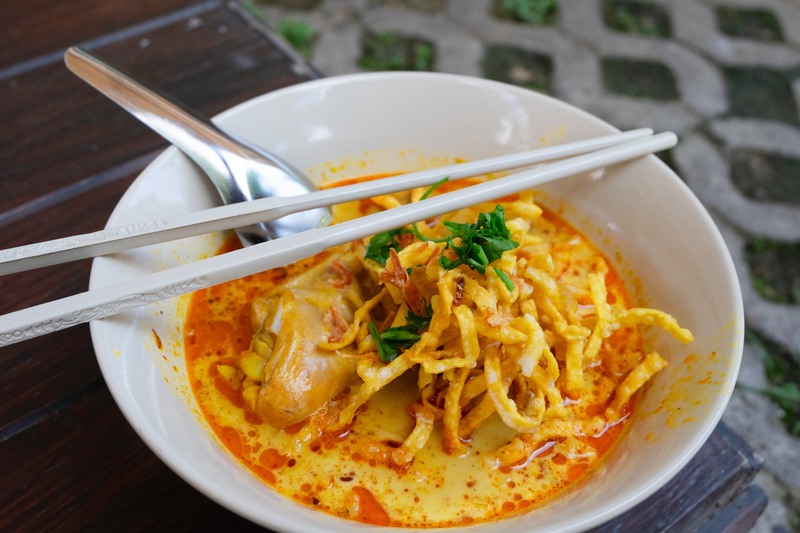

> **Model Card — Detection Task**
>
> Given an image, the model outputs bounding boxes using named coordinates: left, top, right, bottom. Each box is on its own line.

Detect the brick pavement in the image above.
left=255, top=1, right=800, bottom=529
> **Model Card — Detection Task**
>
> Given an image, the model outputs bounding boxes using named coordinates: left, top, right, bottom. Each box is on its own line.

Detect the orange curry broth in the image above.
left=184, top=181, right=638, bottom=528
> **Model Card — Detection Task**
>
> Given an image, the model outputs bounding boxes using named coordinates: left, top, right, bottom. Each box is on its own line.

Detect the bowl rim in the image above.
left=89, top=71, right=744, bottom=532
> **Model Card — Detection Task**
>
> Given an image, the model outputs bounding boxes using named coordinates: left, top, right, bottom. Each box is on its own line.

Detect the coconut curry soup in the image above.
left=184, top=175, right=693, bottom=528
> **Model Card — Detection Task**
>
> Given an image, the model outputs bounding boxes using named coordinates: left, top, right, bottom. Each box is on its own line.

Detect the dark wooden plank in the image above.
left=0, top=151, right=158, bottom=238
left=0, top=384, right=264, bottom=532
left=0, top=152, right=154, bottom=251
left=0, top=167, right=146, bottom=431
left=668, top=425, right=765, bottom=531
left=699, top=485, right=769, bottom=533
left=0, top=4, right=310, bottom=214
left=591, top=423, right=764, bottom=532
left=0, top=328, right=98, bottom=441
left=0, top=63, right=157, bottom=213
left=0, top=0, right=197, bottom=67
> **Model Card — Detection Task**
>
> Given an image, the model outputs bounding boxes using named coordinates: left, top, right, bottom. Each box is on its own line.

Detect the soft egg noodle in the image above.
left=184, top=178, right=693, bottom=527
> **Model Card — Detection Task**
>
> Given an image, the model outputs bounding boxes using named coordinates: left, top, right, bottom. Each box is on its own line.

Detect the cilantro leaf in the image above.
left=419, top=177, right=449, bottom=201
left=411, top=177, right=450, bottom=241
left=406, top=304, right=433, bottom=330
left=366, top=178, right=450, bottom=266
left=369, top=307, right=433, bottom=362
left=369, top=323, right=419, bottom=362
left=493, top=267, right=515, bottom=292
left=365, top=228, right=413, bottom=266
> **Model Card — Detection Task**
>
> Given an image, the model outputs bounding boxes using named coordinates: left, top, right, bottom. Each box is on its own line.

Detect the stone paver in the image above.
left=255, top=1, right=800, bottom=530
left=677, top=131, right=800, bottom=241
left=672, top=0, right=800, bottom=67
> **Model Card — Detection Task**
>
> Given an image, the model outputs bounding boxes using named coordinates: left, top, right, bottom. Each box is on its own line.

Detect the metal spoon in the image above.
left=65, top=46, right=328, bottom=246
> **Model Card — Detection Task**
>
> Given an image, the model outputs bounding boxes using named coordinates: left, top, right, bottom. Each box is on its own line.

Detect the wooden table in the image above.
left=0, top=1, right=767, bottom=530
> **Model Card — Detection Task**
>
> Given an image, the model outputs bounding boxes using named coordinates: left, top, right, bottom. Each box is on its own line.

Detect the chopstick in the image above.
left=0, top=132, right=676, bottom=346
left=0, top=129, right=652, bottom=276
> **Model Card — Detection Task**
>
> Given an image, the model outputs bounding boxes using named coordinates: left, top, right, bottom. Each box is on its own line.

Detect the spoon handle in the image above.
left=0, top=133, right=676, bottom=347
left=0, top=129, right=652, bottom=275
left=64, top=47, right=280, bottom=203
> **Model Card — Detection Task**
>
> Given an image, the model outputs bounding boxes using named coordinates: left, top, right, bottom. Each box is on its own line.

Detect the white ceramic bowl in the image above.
left=90, top=73, right=743, bottom=532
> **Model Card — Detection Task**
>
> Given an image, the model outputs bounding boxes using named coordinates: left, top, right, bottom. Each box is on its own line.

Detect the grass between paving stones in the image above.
left=725, top=67, right=799, bottom=126
left=278, top=19, right=314, bottom=59
left=491, top=0, right=558, bottom=26
left=741, top=329, right=800, bottom=437
left=745, top=238, right=800, bottom=305
left=729, top=150, right=800, bottom=205
left=716, top=7, right=783, bottom=42
left=602, top=0, right=671, bottom=37
left=602, top=58, right=679, bottom=100
left=359, top=32, right=435, bottom=71
left=482, top=46, right=553, bottom=93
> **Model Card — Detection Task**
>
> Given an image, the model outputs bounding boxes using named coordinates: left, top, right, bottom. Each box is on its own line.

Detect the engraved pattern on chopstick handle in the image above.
left=0, top=277, right=208, bottom=346
left=2, top=220, right=169, bottom=261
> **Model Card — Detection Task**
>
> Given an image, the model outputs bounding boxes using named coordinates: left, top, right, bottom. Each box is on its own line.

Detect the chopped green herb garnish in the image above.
left=438, top=205, right=519, bottom=274
left=405, top=304, right=433, bottom=330
left=369, top=306, right=433, bottom=362
left=365, top=204, right=518, bottom=360
left=493, top=267, right=515, bottom=292
left=365, top=177, right=449, bottom=265
left=365, top=228, right=413, bottom=266
left=411, top=177, right=449, bottom=240
left=420, top=177, right=449, bottom=200
left=369, top=322, right=420, bottom=362
left=366, top=200, right=518, bottom=279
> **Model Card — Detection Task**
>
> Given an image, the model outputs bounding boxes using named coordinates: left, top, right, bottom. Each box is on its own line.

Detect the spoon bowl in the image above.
left=64, top=46, right=327, bottom=245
